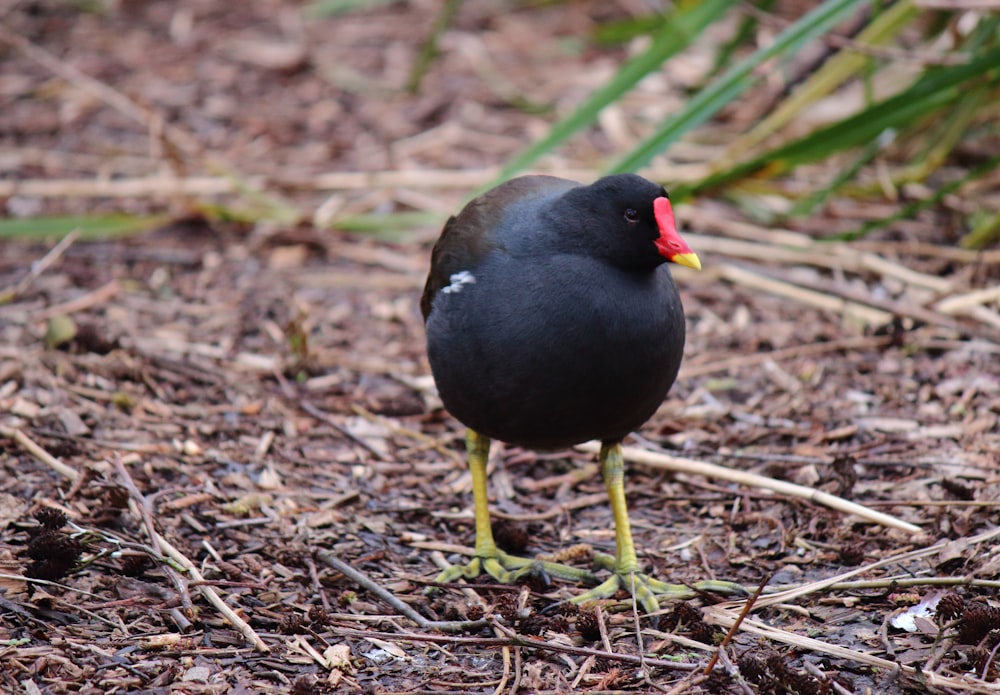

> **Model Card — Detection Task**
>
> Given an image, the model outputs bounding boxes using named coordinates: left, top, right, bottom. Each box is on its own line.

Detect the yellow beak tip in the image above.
left=672, top=252, right=701, bottom=271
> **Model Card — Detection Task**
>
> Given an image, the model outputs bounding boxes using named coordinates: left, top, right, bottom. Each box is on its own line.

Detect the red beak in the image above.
left=653, top=197, right=700, bottom=270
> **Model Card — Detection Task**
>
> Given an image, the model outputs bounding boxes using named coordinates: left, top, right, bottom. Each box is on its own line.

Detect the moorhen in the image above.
left=422, top=174, right=727, bottom=615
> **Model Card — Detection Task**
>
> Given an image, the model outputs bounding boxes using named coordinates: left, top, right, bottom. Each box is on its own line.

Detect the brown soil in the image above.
left=2, top=2, right=999, bottom=693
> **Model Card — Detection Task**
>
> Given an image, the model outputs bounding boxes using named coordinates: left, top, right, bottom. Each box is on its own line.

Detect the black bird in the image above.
left=422, top=174, right=723, bottom=615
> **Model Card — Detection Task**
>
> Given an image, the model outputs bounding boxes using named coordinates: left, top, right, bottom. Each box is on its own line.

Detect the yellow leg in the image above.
left=468, top=429, right=498, bottom=558
left=429, top=430, right=600, bottom=589
left=569, top=442, right=745, bottom=616
left=603, top=441, right=639, bottom=574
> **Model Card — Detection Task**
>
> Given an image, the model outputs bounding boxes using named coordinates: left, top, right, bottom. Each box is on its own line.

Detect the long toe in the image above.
left=567, top=572, right=660, bottom=616
left=428, top=550, right=600, bottom=593
left=568, top=571, right=748, bottom=617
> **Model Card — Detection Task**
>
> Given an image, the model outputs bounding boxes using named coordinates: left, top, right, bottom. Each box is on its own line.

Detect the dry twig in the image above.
left=0, top=230, right=79, bottom=304
left=576, top=442, right=923, bottom=534
left=0, top=426, right=80, bottom=482
left=110, top=457, right=270, bottom=653
left=317, top=549, right=488, bottom=634
left=704, top=573, right=772, bottom=675
left=37, top=281, right=120, bottom=320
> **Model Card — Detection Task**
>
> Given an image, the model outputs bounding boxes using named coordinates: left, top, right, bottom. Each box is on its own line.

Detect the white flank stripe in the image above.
left=441, top=270, right=476, bottom=294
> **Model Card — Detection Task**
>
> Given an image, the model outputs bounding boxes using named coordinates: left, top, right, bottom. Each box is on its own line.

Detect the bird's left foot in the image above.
left=568, top=552, right=747, bottom=616
left=427, top=549, right=600, bottom=593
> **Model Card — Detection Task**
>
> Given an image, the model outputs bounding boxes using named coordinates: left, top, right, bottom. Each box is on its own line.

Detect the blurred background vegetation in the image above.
left=477, top=0, right=1000, bottom=248
left=1, top=0, right=998, bottom=249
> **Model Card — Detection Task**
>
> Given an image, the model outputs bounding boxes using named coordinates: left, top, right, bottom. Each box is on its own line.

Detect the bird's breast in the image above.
left=426, top=255, right=686, bottom=449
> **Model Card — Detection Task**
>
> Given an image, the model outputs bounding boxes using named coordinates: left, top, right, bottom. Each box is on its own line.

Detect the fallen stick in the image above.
left=110, top=457, right=270, bottom=653
left=0, top=426, right=80, bottom=482
left=575, top=442, right=923, bottom=535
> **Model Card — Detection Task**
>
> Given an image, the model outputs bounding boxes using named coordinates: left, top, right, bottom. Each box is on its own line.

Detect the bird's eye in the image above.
left=624, top=208, right=639, bottom=223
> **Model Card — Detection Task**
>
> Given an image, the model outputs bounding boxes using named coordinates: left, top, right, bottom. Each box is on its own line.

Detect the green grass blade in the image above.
left=961, top=209, right=1000, bottom=250
left=705, top=0, right=776, bottom=81
left=904, top=85, right=990, bottom=181
left=592, top=14, right=664, bottom=46
left=406, top=0, right=462, bottom=93
left=829, top=150, right=1000, bottom=241
left=0, top=214, right=169, bottom=241
left=609, top=0, right=869, bottom=175
left=788, top=133, right=889, bottom=218
left=724, top=0, right=919, bottom=160
left=329, top=211, right=441, bottom=241
left=683, top=43, right=1000, bottom=196
left=491, top=0, right=737, bottom=186
left=305, top=0, right=396, bottom=17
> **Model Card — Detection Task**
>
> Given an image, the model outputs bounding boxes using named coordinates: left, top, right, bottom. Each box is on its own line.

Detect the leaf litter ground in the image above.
left=1, top=2, right=999, bottom=694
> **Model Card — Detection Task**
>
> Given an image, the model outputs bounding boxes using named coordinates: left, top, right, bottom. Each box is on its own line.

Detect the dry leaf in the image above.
left=323, top=644, right=354, bottom=670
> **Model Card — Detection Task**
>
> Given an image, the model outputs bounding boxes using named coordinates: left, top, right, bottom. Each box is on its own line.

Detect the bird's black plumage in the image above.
left=422, top=173, right=687, bottom=449
left=420, top=173, right=721, bottom=617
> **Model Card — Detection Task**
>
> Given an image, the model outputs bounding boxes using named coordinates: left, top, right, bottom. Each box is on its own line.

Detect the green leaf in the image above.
left=44, top=315, right=77, bottom=350
left=609, top=0, right=870, bottom=174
